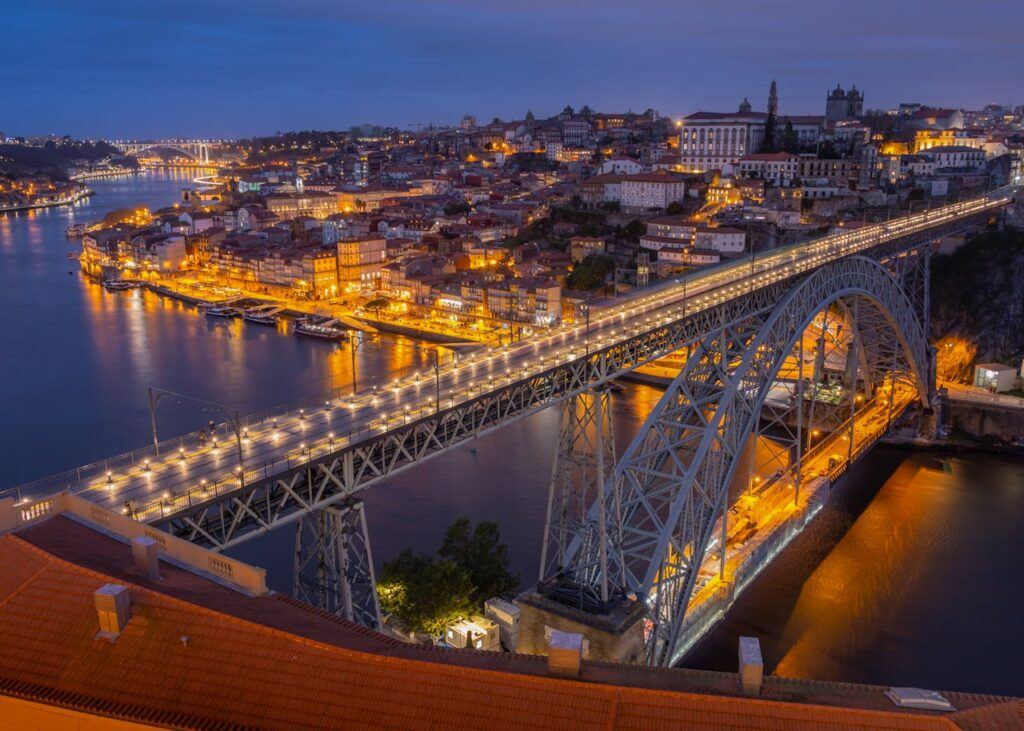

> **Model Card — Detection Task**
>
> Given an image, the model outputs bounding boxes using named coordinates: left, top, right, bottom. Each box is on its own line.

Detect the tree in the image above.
left=438, top=518, right=519, bottom=603
left=817, top=140, right=840, bottom=160
left=568, top=253, right=616, bottom=291
left=781, top=120, right=799, bottom=154
left=444, top=200, right=471, bottom=216
left=364, top=297, right=390, bottom=317
left=622, top=219, right=646, bottom=241
left=665, top=201, right=684, bottom=215
left=759, top=109, right=777, bottom=153
left=378, top=549, right=475, bottom=636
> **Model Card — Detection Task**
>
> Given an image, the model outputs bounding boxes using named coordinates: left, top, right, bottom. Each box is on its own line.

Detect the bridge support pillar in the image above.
left=538, top=386, right=616, bottom=598
left=293, top=498, right=381, bottom=630
left=517, top=386, right=646, bottom=663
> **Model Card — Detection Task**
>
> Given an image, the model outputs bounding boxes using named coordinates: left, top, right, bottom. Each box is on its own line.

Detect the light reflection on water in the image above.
left=685, top=448, right=1024, bottom=696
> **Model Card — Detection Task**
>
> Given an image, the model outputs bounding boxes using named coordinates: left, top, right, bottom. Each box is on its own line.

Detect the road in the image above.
left=682, top=382, right=917, bottom=631
left=943, top=381, right=1024, bottom=410
left=4, top=189, right=1013, bottom=521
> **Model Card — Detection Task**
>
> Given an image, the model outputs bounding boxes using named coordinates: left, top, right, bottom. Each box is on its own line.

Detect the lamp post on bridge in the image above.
left=147, top=386, right=244, bottom=468
left=347, top=330, right=375, bottom=395
left=411, top=344, right=444, bottom=414
left=581, top=302, right=591, bottom=357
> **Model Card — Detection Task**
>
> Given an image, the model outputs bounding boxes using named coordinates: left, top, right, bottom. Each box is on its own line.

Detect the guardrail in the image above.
left=0, top=491, right=268, bottom=595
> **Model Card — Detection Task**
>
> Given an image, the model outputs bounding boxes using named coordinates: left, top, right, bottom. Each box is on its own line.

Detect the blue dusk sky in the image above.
left=2, top=0, right=1022, bottom=139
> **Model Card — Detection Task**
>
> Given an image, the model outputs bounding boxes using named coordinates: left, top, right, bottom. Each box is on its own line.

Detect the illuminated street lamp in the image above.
left=581, top=302, right=591, bottom=356
left=411, top=343, right=443, bottom=414
left=347, top=330, right=374, bottom=395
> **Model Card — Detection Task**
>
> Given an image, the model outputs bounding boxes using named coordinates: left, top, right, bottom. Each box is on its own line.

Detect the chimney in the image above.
left=94, top=584, right=131, bottom=639
left=738, top=636, right=763, bottom=695
left=547, top=630, right=583, bottom=678
left=132, top=536, right=160, bottom=580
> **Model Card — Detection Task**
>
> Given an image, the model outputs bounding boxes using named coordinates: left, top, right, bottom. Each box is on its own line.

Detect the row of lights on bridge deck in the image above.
left=94, top=203, right=979, bottom=512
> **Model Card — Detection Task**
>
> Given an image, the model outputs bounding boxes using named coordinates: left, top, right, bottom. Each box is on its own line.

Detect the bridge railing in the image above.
left=3, top=350, right=555, bottom=514
left=126, top=377, right=508, bottom=522
left=0, top=340, right=484, bottom=505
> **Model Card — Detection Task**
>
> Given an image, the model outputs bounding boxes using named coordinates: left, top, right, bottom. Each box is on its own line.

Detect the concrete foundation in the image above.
left=944, top=399, right=1024, bottom=444
left=514, top=590, right=647, bottom=664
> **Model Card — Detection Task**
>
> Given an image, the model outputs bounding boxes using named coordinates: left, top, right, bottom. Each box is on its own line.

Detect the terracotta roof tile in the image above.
left=0, top=517, right=1013, bottom=730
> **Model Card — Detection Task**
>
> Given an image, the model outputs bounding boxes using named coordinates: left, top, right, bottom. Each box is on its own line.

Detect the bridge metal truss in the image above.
left=116, top=141, right=211, bottom=163
left=154, top=271, right=807, bottom=550
left=292, top=498, right=382, bottom=629
left=147, top=208, right=993, bottom=627
left=538, top=387, right=617, bottom=611
left=564, top=255, right=932, bottom=666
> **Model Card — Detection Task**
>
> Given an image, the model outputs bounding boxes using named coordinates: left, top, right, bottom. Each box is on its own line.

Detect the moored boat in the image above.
left=65, top=223, right=89, bottom=238
left=102, top=279, right=135, bottom=291
left=204, top=304, right=240, bottom=318
left=243, top=305, right=283, bottom=326
left=294, top=316, right=345, bottom=340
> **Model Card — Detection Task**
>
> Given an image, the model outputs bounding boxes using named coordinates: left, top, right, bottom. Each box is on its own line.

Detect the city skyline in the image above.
left=4, top=0, right=1023, bottom=138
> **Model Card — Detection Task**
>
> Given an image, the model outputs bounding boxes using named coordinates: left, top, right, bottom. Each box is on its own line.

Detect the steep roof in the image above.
left=684, top=111, right=769, bottom=121
left=913, top=109, right=959, bottom=119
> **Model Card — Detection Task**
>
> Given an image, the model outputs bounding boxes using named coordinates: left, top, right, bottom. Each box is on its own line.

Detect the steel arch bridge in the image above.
left=113, top=140, right=212, bottom=163
left=556, top=255, right=931, bottom=666
left=2, top=187, right=1015, bottom=663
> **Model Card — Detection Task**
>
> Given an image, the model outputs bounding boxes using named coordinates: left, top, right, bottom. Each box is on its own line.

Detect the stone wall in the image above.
left=944, top=400, right=1024, bottom=444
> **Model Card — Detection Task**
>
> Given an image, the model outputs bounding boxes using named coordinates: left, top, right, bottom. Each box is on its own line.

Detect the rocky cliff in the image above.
left=931, top=226, right=1024, bottom=365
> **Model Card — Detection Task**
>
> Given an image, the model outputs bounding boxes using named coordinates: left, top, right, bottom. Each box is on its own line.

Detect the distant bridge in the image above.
left=2, top=187, right=1017, bottom=664
left=111, top=139, right=217, bottom=164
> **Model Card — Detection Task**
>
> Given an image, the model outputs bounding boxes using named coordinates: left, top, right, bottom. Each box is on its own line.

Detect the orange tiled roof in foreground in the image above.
left=0, top=516, right=1020, bottom=731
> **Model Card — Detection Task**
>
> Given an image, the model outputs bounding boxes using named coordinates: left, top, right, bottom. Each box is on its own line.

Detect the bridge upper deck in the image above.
left=1, top=188, right=1014, bottom=535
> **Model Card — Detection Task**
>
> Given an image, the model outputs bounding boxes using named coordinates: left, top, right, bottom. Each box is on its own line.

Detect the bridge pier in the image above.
left=538, top=386, right=616, bottom=599
left=293, top=498, right=381, bottom=630
left=518, top=386, right=648, bottom=662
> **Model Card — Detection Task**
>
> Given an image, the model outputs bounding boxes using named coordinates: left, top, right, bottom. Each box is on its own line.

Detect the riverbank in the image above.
left=70, top=168, right=138, bottom=182
left=133, top=274, right=491, bottom=342
left=883, top=431, right=1024, bottom=457
left=0, top=186, right=92, bottom=213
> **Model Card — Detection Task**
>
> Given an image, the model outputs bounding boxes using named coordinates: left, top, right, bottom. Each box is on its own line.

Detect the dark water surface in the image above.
left=3, top=172, right=1022, bottom=696
left=687, top=447, right=1024, bottom=696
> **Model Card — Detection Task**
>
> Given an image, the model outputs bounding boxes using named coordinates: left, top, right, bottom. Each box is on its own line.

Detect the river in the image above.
left=1, top=171, right=1021, bottom=697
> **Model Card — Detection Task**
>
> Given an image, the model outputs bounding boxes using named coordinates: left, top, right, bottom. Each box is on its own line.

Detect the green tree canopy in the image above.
left=567, top=253, right=616, bottom=291
left=378, top=549, right=475, bottom=636
left=622, top=219, right=647, bottom=240
left=438, top=518, right=520, bottom=603
left=781, top=120, right=799, bottom=154
left=444, top=200, right=471, bottom=216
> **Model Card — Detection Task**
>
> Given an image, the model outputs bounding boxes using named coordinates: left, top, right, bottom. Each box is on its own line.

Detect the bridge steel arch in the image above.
left=573, top=255, right=931, bottom=666
left=119, top=142, right=210, bottom=163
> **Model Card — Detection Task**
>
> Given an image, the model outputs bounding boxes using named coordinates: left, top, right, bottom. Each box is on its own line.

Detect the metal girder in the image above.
left=152, top=279, right=795, bottom=548
left=568, top=256, right=931, bottom=666
left=293, top=498, right=382, bottom=629
left=539, top=387, right=616, bottom=609
left=147, top=203, right=1001, bottom=552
